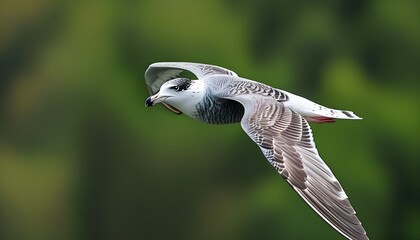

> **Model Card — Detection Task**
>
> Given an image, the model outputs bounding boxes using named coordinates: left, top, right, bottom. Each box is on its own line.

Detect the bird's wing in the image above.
left=145, top=62, right=238, bottom=95
left=228, top=95, right=367, bottom=240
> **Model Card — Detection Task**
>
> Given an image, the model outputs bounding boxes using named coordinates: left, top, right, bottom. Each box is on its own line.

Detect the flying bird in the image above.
left=145, top=62, right=368, bottom=240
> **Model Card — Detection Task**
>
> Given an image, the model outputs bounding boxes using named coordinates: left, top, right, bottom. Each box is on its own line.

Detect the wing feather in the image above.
left=230, top=96, right=367, bottom=240
left=145, top=62, right=238, bottom=95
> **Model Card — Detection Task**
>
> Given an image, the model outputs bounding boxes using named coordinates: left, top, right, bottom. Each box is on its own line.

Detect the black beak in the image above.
left=145, top=96, right=153, bottom=107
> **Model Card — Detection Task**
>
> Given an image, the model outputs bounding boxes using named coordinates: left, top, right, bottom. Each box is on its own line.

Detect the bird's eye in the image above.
left=171, top=86, right=180, bottom=91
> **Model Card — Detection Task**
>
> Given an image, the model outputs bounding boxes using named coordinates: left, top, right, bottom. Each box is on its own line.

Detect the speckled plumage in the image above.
left=145, top=62, right=367, bottom=240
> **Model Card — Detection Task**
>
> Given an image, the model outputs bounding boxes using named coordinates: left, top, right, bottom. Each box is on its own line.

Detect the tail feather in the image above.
left=322, top=108, right=362, bottom=120
left=283, top=91, right=362, bottom=121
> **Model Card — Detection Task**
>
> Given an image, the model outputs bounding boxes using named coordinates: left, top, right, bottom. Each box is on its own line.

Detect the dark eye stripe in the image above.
left=171, top=78, right=192, bottom=91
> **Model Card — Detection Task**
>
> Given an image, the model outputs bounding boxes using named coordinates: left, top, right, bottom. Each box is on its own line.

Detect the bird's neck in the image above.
left=177, top=80, right=206, bottom=119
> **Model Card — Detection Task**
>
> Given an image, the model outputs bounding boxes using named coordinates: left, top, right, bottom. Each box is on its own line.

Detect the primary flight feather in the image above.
left=145, top=62, right=367, bottom=240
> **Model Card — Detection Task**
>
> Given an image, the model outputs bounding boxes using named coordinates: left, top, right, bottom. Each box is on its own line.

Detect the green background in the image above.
left=1, top=0, right=419, bottom=239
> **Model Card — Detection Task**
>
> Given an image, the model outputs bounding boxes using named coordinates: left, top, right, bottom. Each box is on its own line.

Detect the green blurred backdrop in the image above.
left=0, top=0, right=419, bottom=239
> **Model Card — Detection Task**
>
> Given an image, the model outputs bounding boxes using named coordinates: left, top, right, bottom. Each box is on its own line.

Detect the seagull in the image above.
left=145, top=62, right=368, bottom=240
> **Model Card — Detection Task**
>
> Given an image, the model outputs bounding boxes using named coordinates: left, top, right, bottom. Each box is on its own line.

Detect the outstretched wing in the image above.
left=231, top=96, right=368, bottom=240
left=145, top=62, right=238, bottom=95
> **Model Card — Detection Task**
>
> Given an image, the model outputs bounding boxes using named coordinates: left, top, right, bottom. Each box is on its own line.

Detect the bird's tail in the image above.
left=283, top=91, right=362, bottom=123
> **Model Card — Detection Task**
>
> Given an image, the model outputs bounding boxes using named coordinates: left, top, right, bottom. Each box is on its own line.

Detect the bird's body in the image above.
left=145, top=62, right=368, bottom=240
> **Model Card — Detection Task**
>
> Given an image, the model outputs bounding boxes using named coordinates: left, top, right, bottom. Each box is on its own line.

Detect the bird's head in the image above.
left=145, top=78, right=205, bottom=116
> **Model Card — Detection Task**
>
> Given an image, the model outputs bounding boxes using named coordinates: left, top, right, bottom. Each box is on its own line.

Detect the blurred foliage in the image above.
left=0, top=0, right=419, bottom=239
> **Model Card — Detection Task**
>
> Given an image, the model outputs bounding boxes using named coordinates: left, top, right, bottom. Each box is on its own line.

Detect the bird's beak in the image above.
left=145, top=93, right=168, bottom=107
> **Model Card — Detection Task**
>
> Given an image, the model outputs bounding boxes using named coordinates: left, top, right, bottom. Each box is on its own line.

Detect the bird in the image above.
left=144, top=62, right=368, bottom=240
